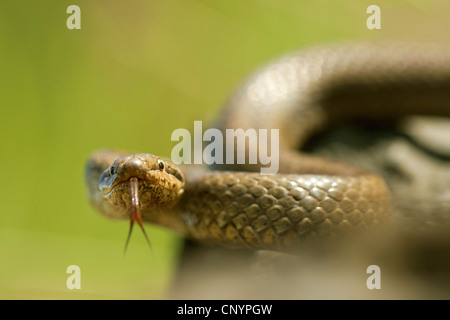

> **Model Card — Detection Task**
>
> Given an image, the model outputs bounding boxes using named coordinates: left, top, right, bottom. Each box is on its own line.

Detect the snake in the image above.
left=85, top=42, right=450, bottom=253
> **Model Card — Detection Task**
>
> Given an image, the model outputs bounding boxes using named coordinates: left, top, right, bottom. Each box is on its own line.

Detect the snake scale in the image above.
left=85, top=42, right=450, bottom=252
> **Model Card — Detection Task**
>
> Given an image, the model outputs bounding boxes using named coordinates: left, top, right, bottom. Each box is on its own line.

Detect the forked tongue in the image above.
left=124, top=177, right=152, bottom=255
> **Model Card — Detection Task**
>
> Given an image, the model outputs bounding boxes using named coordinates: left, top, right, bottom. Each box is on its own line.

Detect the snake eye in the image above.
left=109, top=166, right=116, bottom=176
left=158, top=160, right=165, bottom=171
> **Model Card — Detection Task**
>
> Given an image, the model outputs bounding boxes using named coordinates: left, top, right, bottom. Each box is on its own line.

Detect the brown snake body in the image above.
left=85, top=42, right=450, bottom=252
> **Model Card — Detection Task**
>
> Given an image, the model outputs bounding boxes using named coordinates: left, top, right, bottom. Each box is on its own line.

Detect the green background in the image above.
left=0, top=0, right=449, bottom=299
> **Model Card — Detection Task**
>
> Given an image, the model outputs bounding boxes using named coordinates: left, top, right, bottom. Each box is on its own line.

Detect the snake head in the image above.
left=99, top=153, right=185, bottom=218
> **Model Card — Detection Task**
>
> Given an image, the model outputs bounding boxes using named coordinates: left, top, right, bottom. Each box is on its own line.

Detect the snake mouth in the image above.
left=124, top=177, right=152, bottom=254
left=102, top=175, right=153, bottom=253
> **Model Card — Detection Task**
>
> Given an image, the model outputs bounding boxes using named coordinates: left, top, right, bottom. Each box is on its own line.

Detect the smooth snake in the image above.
left=85, top=42, right=450, bottom=253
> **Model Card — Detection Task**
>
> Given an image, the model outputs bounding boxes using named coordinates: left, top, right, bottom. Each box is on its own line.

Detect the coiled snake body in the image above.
left=86, top=42, right=450, bottom=252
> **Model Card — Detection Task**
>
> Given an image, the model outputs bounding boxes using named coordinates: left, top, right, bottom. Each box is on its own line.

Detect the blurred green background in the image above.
left=0, top=0, right=449, bottom=299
